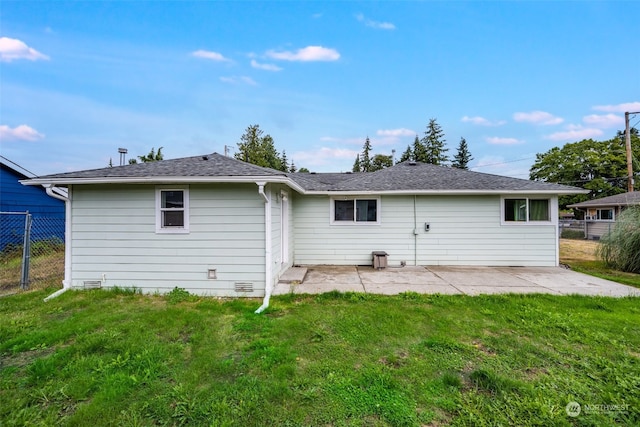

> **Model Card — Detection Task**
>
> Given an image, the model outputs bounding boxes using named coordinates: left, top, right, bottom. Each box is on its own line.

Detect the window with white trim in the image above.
left=331, top=197, right=380, bottom=224
left=586, top=208, right=614, bottom=221
left=156, top=187, right=189, bottom=233
left=503, top=198, right=550, bottom=223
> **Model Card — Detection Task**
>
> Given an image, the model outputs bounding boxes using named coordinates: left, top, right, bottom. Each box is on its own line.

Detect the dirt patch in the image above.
left=559, top=239, right=599, bottom=263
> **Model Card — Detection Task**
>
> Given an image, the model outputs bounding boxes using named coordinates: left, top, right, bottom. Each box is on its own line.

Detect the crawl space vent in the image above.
left=234, top=282, right=254, bottom=293
left=83, top=280, right=102, bottom=289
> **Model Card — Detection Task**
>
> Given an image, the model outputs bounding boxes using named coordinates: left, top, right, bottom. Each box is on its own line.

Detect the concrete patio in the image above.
left=273, top=265, right=640, bottom=297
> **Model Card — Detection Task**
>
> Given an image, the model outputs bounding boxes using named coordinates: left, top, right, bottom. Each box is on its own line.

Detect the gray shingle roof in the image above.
left=29, top=154, right=584, bottom=194
left=567, top=192, right=640, bottom=208
left=35, top=153, right=286, bottom=180
left=291, top=161, right=582, bottom=193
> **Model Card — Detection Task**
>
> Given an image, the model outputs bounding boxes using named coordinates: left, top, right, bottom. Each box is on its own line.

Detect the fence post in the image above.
left=20, top=212, right=32, bottom=290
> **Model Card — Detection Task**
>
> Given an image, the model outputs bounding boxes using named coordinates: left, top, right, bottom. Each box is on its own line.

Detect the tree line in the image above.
left=353, top=118, right=473, bottom=172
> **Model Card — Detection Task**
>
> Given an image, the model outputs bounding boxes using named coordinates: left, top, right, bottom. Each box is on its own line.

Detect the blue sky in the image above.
left=1, top=1, right=639, bottom=178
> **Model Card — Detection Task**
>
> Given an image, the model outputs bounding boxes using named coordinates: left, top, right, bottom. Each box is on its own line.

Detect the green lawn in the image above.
left=1, top=288, right=639, bottom=426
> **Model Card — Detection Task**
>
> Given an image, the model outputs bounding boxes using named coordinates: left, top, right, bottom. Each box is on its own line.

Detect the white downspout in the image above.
left=44, top=185, right=73, bottom=301
left=255, top=182, right=272, bottom=314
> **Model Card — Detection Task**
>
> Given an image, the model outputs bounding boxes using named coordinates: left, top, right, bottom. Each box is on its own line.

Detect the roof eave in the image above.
left=303, top=189, right=588, bottom=196
left=21, top=175, right=306, bottom=193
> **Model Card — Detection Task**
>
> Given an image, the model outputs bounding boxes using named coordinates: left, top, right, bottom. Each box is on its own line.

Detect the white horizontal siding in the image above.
left=293, top=194, right=558, bottom=267
left=70, top=183, right=266, bottom=296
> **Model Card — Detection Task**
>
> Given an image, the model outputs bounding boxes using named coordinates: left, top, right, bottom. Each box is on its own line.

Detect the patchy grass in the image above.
left=1, top=289, right=639, bottom=426
left=0, top=251, right=64, bottom=296
left=560, top=239, right=640, bottom=288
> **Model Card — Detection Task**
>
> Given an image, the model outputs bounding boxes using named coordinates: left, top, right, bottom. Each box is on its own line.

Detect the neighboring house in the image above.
left=0, top=158, right=66, bottom=250
left=24, top=153, right=585, bottom=304
left=567, top=192, right=640, bottom=240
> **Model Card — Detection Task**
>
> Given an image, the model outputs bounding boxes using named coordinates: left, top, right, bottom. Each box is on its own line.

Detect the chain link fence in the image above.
left=1, top=212, right=65, bottom=295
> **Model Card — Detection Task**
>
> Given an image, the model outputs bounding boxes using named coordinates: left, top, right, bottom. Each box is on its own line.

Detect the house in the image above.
left=567, top=192, right=640, bottom=240
left=1, top=158, right=66, bottom=251
left=23, top=153, right=586, bottom=308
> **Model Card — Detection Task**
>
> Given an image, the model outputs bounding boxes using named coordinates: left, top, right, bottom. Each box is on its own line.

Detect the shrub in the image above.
left=560, top=229, right=585, bottom=239
left=597, top=206, right=640, bottom=273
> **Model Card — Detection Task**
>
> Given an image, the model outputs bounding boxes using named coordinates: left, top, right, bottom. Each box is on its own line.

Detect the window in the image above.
left=503, top=198, right=550, bottom=223
left=156, top=187, right=189, bottom=233
left=598, top=209, right=614, bottom=220
left=587, top=208, right=614, bottom=221
left=331, top=198, right=379, bottom=224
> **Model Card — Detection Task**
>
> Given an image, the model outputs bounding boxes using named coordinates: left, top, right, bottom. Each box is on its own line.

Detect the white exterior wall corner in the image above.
left=70, top=183, right=267, bottom=296
left=293, top=194, right=560, bottom=267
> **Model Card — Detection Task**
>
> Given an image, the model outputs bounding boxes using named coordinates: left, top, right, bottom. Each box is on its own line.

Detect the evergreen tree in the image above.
left=422, top=118, right=448, bottom=165
left=235, top=124, right=283, bottom=170
left=352, top=154, right=361, bottom=172
left=289, top=161, right=297, bottom=173
left=412, top=135, right=427, bottom=163
left=361, top=137, right=373, bottom=172
left=399, top=145, right=413, bottom=162
left=280, top=150, right=289, bottom=172
left=452, top=137, right=473, bottom=170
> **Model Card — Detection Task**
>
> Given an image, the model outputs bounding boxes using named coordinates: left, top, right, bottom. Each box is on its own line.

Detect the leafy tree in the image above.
left=452, top=137, right=473, bottom=169
left=352, top=155, right=361, bottom=173
left=129, top=147, right=164, bottom=164
left=235, top=124, right=283, bottom=170
left=298, top=167, right=310, bottom=173
left=530, top=132, right=639, bottom=209
left=412, top=135, right=427, bottom=163
left=422, top=118, right=448, bottom=165
left=370, top=154, right=393, bottom=172
left=399, top=145, right=413, bottom=162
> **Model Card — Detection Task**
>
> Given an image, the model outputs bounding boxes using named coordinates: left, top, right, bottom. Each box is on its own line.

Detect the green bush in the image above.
left=560, top=229, right=585, bottom=239
left=597, top=206, right=640, bottom=273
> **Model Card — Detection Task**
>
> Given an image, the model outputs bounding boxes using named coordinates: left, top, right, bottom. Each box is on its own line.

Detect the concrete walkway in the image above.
left=273, top=265, right=640, bottom=297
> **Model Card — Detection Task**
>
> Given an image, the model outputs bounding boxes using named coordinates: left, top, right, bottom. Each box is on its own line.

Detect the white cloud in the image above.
left=355, top=13, right=396, bottom=30
left=485, top=136, right=523, bottom=145
left=545, top=127, right=604, bottom=141
left=582, top=114, right=623, bottom=128
left=292, top=146, right=360, bottom=168
left=0, top=124, right=45, bottom=141
left=513, top=111, right=563, bottom=125
left=461, top=116, right=506, bottom=126
left=219, top=76, right=257, bottom=86
left=376, top=128, right=415, bottom=137
left=191, top=49, right=231, bottom=62
left=250, top=59, right=282, bottom=71
left=266, top=46, right=340, bottom=62
left=592, top=102, right=640, bottom=113
left=0, top=37, right=49, bottom=62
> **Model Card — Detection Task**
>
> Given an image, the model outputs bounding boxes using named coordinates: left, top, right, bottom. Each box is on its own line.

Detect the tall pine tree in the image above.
left=361, top=137, right=373, bottom=172
left=452, top=137, right=473, bottom=170
left=399, top=145, right=413, bottom=162
left=352, top=154, right=361, bottom=172
left=422, top=118, right=449, bottom=165
left=235, top=124, right=283, bottom=170
left=412, top=135, right=428, bottom=163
